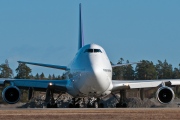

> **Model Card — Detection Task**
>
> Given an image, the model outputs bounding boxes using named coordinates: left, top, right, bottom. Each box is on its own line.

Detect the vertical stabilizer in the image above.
left=78, top=3, right=84, bottom=50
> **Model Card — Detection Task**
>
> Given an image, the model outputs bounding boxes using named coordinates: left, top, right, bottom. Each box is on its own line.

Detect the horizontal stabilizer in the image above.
left=18, top=61, right=69, bottom=70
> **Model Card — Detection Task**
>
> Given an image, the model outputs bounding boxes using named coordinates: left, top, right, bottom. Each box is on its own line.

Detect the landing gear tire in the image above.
left=99, top=103, right=104, bottom=108
left=75, top=104, right=80, bottom=108
left=69, top=98, right=81, bottom=108
left=69, top=103, right=74, bottom=108
left=121, top=103, right=127, bottom=108
left=46, top=103, right=58, bottom=108
left=116, top=103, right=127, bottom=108
left=87, top=104, right=91, bottom=108
left=47, top=103, right=51, bottom=108
left=53, top=103, right=58, bottom=108
left=116, top=103, right=121, bottom=108
left=87, top=98, right=103, bottom=108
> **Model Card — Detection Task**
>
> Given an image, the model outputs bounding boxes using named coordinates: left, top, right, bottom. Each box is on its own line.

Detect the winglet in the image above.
left=78, top=3, right=84, bottom=50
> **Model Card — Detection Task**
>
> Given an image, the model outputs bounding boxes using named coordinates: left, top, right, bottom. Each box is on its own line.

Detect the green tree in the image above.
left=15, top=63, right=32, bottom=79
left=56, top=75, right=61, bottom=80
left=112, top=58, right=125, bottom=80
left=35, top=73, right=40, bottom=79
left=156, top=60, right=173, bottom=79
left=48, top=74, right=52, bottom=80
left=135, top=60, right=157, bottom=80
left=172, top=67, right=180, bottom=79
left=123, top=60, right=134, bottom=80
left=61, top=73, right=66, bottom=80
left=52, top=74, right=56, bottom=80
left=29, top=74, right=34, bottom=79
left=40, top=72, right=45, bottom=79
left=0, top=59, right=13, bottom=78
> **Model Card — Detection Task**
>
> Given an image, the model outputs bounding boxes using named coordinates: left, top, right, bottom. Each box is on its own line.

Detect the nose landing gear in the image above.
left=68, top=97, right=104, bottom=108
left=87, top=98, right=104, bottom=108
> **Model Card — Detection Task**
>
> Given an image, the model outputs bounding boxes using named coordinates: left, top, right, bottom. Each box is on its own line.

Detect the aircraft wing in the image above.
left=0, top=78, right=69, bottom=92
left=112, top=79, right=180, bottom=92
left=18, top=61, right=69, bottom=70
left=112, top=62, right=140, bottom=67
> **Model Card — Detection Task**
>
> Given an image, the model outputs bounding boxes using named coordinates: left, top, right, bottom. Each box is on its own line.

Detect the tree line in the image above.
left=113, top=58, right=180, bottom=80
left=1, top=58, right=180, bottom=80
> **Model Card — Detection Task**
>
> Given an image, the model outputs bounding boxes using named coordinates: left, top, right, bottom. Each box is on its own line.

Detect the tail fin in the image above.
left=78, top=3, right=84, bottom=50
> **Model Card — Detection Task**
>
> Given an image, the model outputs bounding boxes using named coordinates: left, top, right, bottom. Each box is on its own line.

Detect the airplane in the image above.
left=0, top=3, right=180, bottom=108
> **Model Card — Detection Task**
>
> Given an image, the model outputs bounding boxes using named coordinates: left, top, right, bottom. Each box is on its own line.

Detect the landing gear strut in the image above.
left=44, top=85, right=62, bottom=108
left=87, top=98, right=104, bottom=108
left=68, top=98, right=81, bottom=108
left=113, top=90, right=127, bottom=108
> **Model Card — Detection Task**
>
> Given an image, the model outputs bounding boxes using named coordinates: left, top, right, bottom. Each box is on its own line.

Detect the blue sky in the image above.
left=0, top=0, right=180, bottom=77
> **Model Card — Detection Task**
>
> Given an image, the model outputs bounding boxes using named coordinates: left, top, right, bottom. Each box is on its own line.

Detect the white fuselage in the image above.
left=66, top=44, right=113, bottom=97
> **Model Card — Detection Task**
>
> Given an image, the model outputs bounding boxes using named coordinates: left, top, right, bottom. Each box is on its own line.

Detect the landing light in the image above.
left=49, top=83, right=53, bottom=86
left=123, top=84, right=129, bottom=86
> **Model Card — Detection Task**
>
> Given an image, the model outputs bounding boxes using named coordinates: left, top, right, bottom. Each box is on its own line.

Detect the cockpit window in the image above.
left=94, top=49, right=102, bottom=53
left=84, top=49, right=93, bottom=53
left=84, top=49, right=102, bottom=53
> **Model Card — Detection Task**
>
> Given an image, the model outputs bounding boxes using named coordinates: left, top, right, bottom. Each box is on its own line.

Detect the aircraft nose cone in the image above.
left=75, top=63, right=111, bottom=96
left=87, top=63, right=110, bottom=93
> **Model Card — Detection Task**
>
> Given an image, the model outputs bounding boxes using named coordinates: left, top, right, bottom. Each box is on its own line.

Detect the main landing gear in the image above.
left=68, top=98, right=81, bottom=108
left=113, top=90, right=128, bottom=108
left=44, top=86, right=62, bottom=108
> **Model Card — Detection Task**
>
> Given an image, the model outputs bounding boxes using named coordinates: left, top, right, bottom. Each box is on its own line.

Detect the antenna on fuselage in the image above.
left=78, top=3, right=84, bottom=50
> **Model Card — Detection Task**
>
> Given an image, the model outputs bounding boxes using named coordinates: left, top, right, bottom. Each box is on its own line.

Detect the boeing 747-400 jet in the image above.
left=0, top=4, right=180, bottom=108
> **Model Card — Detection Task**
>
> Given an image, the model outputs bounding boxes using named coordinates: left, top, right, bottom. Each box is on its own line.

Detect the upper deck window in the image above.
left=84, top=49, right=102, bottom=53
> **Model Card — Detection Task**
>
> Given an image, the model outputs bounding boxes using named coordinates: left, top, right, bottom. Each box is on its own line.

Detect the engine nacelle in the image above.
left=2, top=86, right=21, bottom=104
left=156, top=86, right=175, bottom=104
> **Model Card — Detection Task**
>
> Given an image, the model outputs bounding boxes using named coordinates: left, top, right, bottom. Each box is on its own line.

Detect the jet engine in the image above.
left=156, top=86, right=175, bottom=104
left=2, top=86, right=21, bottom=104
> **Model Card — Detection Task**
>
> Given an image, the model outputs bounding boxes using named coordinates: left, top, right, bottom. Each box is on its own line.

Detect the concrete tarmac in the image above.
left=0, top=108, right=180, bottom=120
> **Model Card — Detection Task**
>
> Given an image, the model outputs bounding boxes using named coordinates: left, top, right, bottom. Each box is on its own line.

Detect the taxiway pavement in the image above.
left=0, top=108, right=180, bottom=120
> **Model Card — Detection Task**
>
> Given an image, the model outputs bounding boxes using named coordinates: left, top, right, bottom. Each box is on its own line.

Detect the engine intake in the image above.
left=156, top=86, right=174, bottom=104
left=2, top=86, right=21, bottom=104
